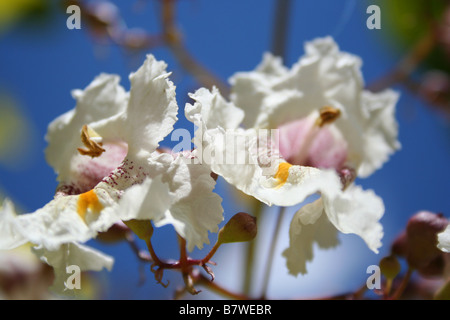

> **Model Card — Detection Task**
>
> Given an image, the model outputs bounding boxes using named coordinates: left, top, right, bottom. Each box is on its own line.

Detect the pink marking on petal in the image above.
left=305, top=127, right=348, bottom=169
left=276, top=116, right=348, bottom=170
left=77, top=142, right=128, bottom=189
left=277, top=116, right=316, bottom=164
left=57, top=141, right=128, bottom=195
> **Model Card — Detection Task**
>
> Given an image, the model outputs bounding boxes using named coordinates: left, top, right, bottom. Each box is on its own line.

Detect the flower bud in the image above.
left=217, top=212, right=257, bottom=244
left=391, top=231, right=408, bottom=257
left=380, top=255, right=401, bottom=280
left=405, top=211, right=448, bottom=269
left=417, top=255, right=446, bottom=278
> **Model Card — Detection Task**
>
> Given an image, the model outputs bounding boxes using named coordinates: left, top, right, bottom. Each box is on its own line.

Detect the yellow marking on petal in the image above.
left=77, top=189, right=103, bottom=223
left=274, top=162, right=292, bottom=188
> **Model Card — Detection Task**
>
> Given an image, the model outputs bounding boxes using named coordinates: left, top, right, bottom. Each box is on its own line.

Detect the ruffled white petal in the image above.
left=125, top=54, right=178, bottom=158
left=89, top=176, right=173, bottom=233
left=283, top=185, right=384, bottom=275
left=186, top=86, right=244, bottom=131
left=229, top=53, right=288, bottom=128
left=33, top=242, right=113, bottom=294
left=0, top=199, right=28, bottom=250
left=14, top=196, right=95, bottom=251
left=323, top=184, right=384, bottom=253
left=282, top=198, right=340, bottom=275
left=147, top=152, right=224, bottom=251
left=358, top=89, right=401, bottom=177
left=438, top=224, right=450, bottom=253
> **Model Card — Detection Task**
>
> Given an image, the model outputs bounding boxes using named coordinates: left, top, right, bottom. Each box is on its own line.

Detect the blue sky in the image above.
left=0, top=0, right=449, bottom=299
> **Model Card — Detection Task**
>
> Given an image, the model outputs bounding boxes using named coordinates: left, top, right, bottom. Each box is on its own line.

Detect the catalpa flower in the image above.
left=230, top=36, right=400, bottom=178
left=186, top=37, right=399, bottom=275
left=0, top=55, right=223, bottom=291
left=0, top=198, right=114, bottom=294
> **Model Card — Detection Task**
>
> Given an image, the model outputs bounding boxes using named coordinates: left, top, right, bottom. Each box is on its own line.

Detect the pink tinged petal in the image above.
left=277, top=116, right=315, bottom=164
left=306, top=126, right=348, bottom=169
left=277, top=115, right=348, bottom=170
left=45, top=74, right=128, bottom=189
left=57, top=141, right=128, bottom=196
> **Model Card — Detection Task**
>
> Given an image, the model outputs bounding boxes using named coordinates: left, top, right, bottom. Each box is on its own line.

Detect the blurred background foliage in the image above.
left=0, top=0, right=51, bottom=34
left=376, top=0, right=450, bottom=116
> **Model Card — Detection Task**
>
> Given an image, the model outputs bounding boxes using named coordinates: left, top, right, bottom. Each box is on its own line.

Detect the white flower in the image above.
left=438, top=225, right=450, bottom=253
left=0, top=198, right=114, bottom=295
left=186, top=37, right=397, bottom=275
left=230, top=36, right=400, bottom=178
left=0, top=55, right=224, bottom=290
left=186, top=87, right=342, bottom=208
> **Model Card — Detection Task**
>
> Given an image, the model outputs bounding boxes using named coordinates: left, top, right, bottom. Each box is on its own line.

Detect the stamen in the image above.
left=77, top=124, right=106, bottom=158
left=315, top=106, right=341, bottom=127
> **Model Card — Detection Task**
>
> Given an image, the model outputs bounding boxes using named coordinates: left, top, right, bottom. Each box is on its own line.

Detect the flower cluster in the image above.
left=0, top=55, right=223, bottom=293
left=1, top=36, right=447, bottom=298
left=187, top=37, right=400, bottom=275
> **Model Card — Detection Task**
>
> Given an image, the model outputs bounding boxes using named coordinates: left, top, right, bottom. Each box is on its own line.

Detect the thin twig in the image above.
left=260, top=206, right=287, bottom=299
left=271, top=0, right=292, bottom=58
left=242, top=200, right=264, bottom=295
left=195, top=272, right=252, bottom=300
left=390, top=267, right=414, bottom=300
left=126, top=232, right=152, bottom=263
left=367, top=25, right=436, bottom=93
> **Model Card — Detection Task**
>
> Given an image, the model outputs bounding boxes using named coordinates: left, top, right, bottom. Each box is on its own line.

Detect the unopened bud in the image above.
left=405, top=211, right=448, bottom=269
left=418, top=255, right=446, bottom=278
left=380, top=255, right=401, bottom=280
left=391, top=231, right=408, bottom=257
left=218, top=212, right=257, bottom=244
